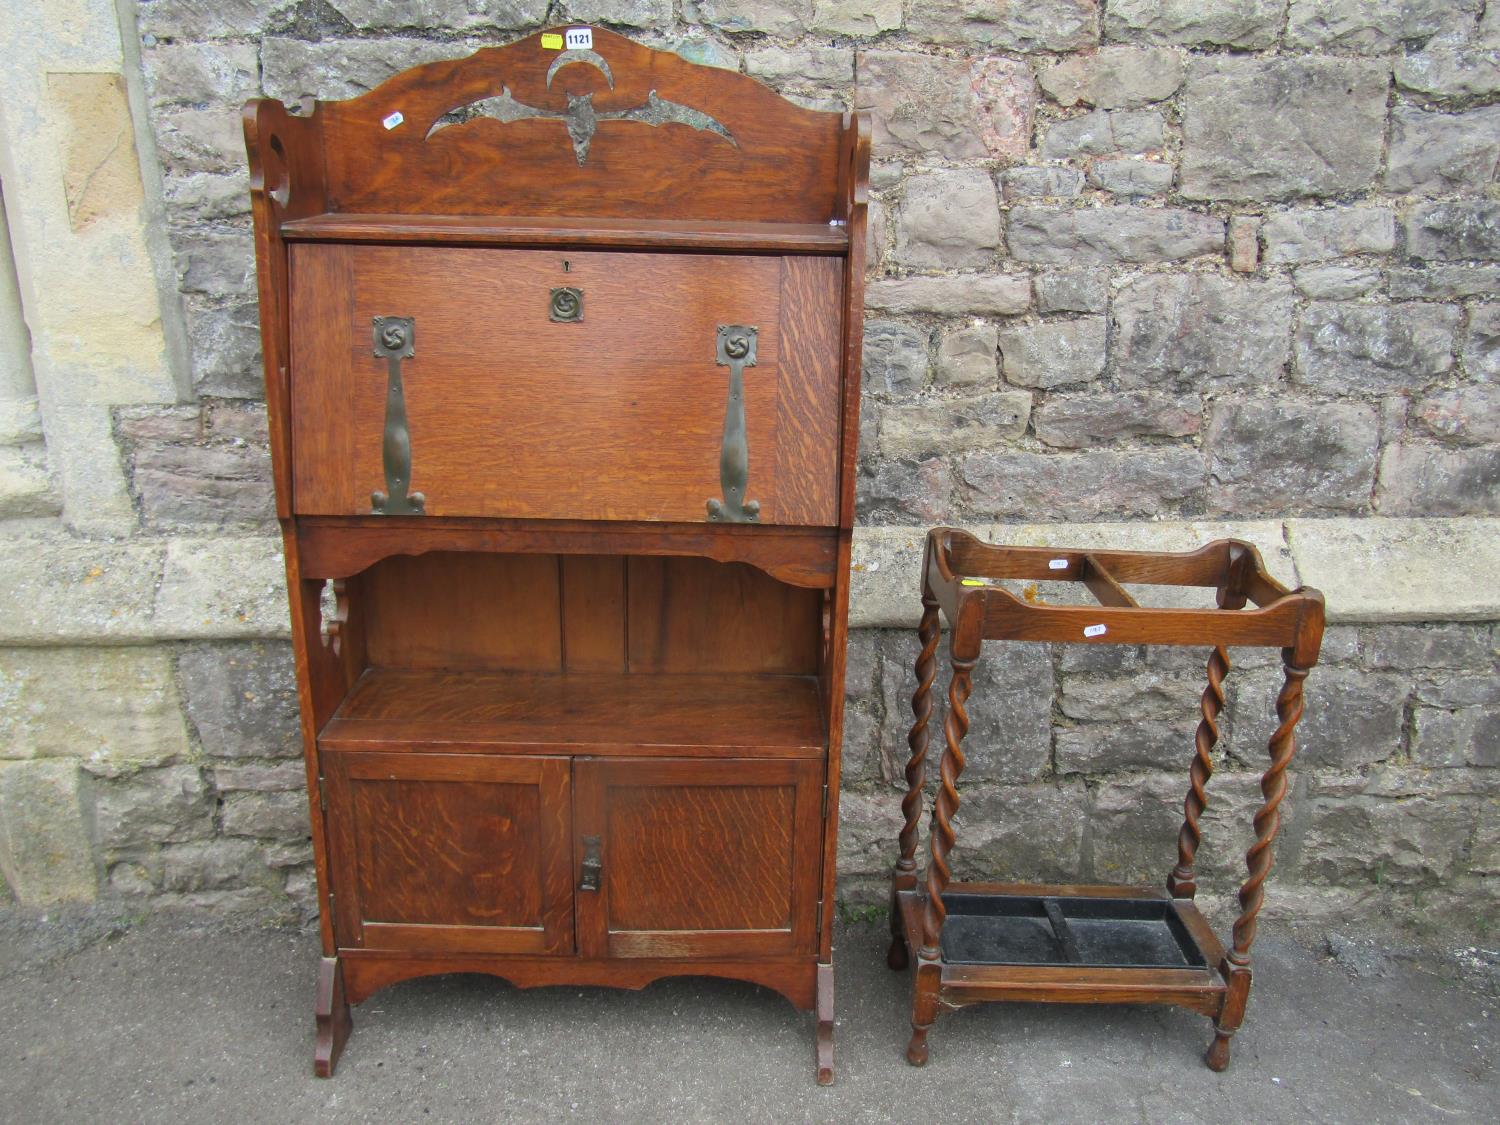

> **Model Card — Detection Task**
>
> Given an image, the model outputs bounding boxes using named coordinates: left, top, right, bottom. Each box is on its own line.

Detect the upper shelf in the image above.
left=280, top=213, right=850, bottom=254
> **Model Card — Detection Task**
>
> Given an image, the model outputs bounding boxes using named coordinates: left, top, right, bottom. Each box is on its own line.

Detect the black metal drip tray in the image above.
left=939, top=893, right=1207, bottom=970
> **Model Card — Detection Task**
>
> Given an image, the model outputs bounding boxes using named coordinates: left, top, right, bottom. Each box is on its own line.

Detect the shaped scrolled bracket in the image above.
left=707, top=325, right=760, bottom=523
left=370, top=316, right=426, bottom=516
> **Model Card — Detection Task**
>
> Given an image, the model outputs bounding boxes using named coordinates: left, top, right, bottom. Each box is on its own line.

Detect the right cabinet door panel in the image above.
left=575, top=757, right=823, bottom=959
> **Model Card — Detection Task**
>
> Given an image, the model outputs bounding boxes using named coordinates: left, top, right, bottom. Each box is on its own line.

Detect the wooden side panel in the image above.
left=324, top=752, right=573, bottom=955
left=575, top=757, right=822, bottom=959
left=774, top=257, right=842, bottom=526
left=560, top=555, right=627, bottom=673
left=626, top=557, right=821, bottom=675
left=314, top=28, right=841, bottom=223
left=290, top=245, right=841, bottom=525
left=360, top=551, right=562, bottom=670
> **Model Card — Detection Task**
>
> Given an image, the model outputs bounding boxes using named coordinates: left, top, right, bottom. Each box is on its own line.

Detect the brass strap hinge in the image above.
left=318, top=779, right=327, bottom=813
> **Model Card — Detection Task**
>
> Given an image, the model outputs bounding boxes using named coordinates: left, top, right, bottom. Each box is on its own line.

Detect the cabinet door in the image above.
left=574, top=758, right=823, bottom=959
left=323, top=751, right=573, bottom=955
left=290, top=245, right=842, bottom=525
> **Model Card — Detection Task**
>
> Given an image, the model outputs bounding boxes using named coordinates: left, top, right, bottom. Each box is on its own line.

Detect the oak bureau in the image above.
left=243, top=26, right=868, bottom=1082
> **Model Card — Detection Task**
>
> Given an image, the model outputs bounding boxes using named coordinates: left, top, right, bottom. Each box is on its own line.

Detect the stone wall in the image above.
left=1, top=2, right=1497, bottom=936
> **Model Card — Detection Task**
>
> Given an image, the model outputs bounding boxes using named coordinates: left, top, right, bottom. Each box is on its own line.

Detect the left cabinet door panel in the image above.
left=322, top=751, right=574, bottom=955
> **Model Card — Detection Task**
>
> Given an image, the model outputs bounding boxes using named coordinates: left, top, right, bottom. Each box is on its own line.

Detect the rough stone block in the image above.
left=1285, top=0, right=1477, bottom=52
left=1369, top=623, right=1493, bottom=671
left=212, top=760, right=308, bottom=792
left=140, top=0, right=297, bottom=40
left=143, top=43, right=259, bottom=107
left=0, top=647, right=191, bottom=765
left=960, top=449, right=1204, bottom=520
left=1039, top=46, right=1183, bottom=109
left=1059, top=673, right=1204, bottom=724
left=153, top=106, right=246, bottom=176
left=177, top=231, right=254, bottom=297
left=1261, top=208, right=1396, bottom=265
left=954, top=781, right=1090, bottom=882
left=1104, top=0, right=1283, bottom=49
left=907, top=0, right=1099, bottom=52
left=1404, top=201, right=1500, bottom=261
left=151, top=537, right=289, bottom=642
left=1055, top=718, right=1200, bottom=774
left=118, top=403, right=275, bottom=528
left=855, top=456, right=953, bottom=526
left=0, top=760, right=97, bottom=905
left=1034, top=270, right=1107, bottom=314
left=855, top=51, right=1034, bottom=161
left=866, top=274, right=1031, bottom=317
left=331, top=0, right=547, bottom=30
left=997, top=317, right=1106, bottom=388
left=1463, top=303, right=1500, bottom=380
left=811, top=0, right=901, bottom=35
left=1396, top=33, right=1500, bottom=101
left=1033, top=392, right=1200, bottom=449
left=261, top=37, right=471, bottom=103
left=862, top=321, right=927, bottom=399
left=1180, top=58, right=1388, bottom=202
left=1007, top=207, right=1223, bottom=264
left=1386, top=105, right=1500, bottom=196
left=1001, top=167, right=1084, bottom=202
left=835, top=789, right=904, bottom=878
left=934, top=324, right=998, bottom=388
left=179, top=642, right=301, bottom=760
left=1226, top=214, right=1259, bottom=274
left=160, top=838, right=272, bottom=894
left=1299, top=795, right=1473, bottom=887
left=877, top=392, right=1030, bottom=458
left=1377, top=443, right=1500, bottom=517
left=1086, top=158, right=1174, bottom=198
left=92, top=764, right=213, bottom=850
left=1110, top=274, right=1293, bottom=388
left=186, top=300, right=262, bottom=399
left=1294, top=302, right=1459, bottom=393
left=894, top=170, right=1001, bottom=270
left=743, top=44, right=852, bottom=87
left=1292, top=266, right=1382, bottom=300
left=962, top=642, right=1054, bottom=783
left=1389, top=265, right=1500, bottom=300
left=221, top=791, right=311, bottom=839
left=685, top=0, right=810, bottom=35
left=1232, top=667, right=1407, bottom=769
left=1039, top=109, right=1164, bottom=159
left=1206, top=399, right=1379, bottom=515
left=1412, top=385, right=1500, bottom=445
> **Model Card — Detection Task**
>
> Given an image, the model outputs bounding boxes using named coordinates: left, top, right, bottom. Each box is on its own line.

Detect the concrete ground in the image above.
left=0, top=910, right=1496, bottom=1124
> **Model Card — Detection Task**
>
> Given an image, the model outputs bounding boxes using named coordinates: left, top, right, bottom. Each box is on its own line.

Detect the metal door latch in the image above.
left=578, top=836, right=602, bottom=892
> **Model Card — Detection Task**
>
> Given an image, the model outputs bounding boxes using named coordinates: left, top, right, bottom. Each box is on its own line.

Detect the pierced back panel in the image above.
left=312, top=27, right=844, bottom=222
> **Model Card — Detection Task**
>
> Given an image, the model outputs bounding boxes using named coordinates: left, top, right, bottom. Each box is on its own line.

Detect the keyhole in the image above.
left=562, top=259, right=570, bottom=272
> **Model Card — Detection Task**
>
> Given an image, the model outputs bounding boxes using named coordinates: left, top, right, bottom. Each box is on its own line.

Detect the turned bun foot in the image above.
left=905, top=1028, right=930, bottom=1066
left=886, top=937, right=909, bottom=971
left=1204, top=1031, right=1232, bottom=1072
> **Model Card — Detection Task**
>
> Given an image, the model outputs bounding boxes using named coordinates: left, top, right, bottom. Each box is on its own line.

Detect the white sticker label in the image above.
left=382, top=110, right=404, bottom=131
left=1048, top=558, right=1068, bottom=570
left=1083, top=624, right=1107, bottom=638
left=565, top=27, right=593, bottom=49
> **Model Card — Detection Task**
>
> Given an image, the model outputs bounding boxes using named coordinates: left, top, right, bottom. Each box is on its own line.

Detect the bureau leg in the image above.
left=314, top=956, right=352, bottom=1078
left=886, top=884, right=909, bottom=971
left=815, top=962, right=834, bottom=1085
left=905, top=958, right=940, bottom=1066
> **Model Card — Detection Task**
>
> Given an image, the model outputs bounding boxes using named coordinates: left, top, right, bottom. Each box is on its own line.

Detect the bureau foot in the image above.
left=1205, top=1029, right=1233, bottom=1072
left=815, top=962, right=834, bottom=1085
left=314, top=956, right=352, bottom=1078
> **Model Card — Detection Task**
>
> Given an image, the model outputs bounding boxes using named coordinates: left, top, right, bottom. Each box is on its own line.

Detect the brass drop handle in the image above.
left=370, top=316, right=426, bottom=516
left=707, top=324, right=760, bottom=523
left=578, top=835, right=602, bottom=892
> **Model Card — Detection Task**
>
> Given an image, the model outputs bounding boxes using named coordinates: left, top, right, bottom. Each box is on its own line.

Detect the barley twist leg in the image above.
left=1169, top=645, right=1230, bottom=899
left=889, top=594, right=941, bottom=971
left=1207, top=655, right=1309, bottom=1072
left=905, top=652, right=975, bottom=1067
